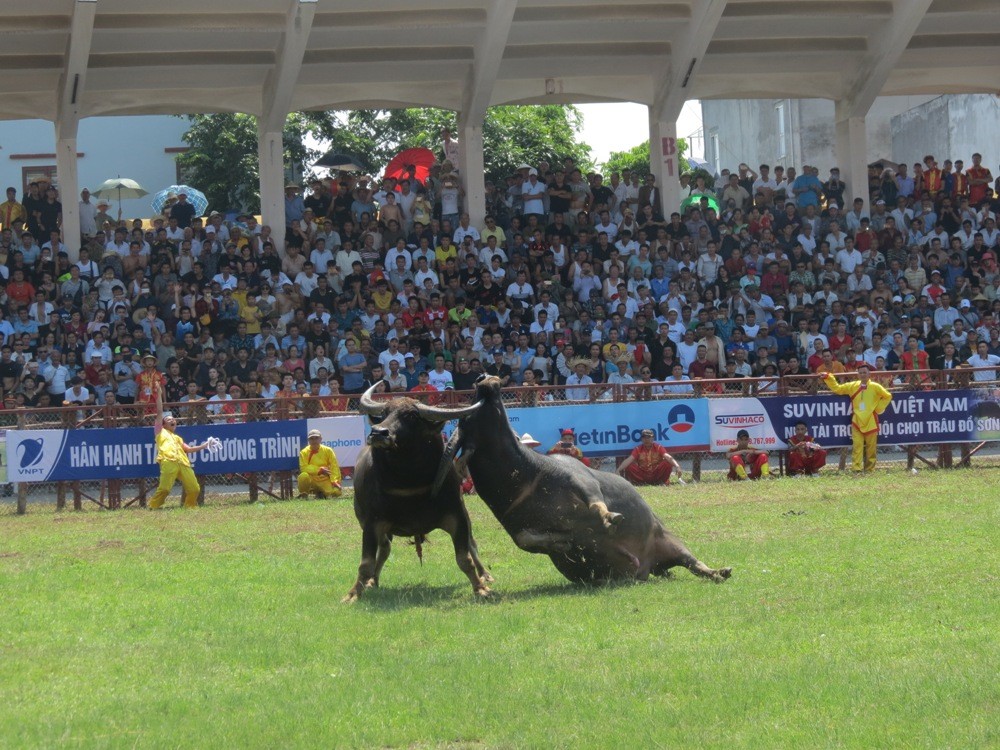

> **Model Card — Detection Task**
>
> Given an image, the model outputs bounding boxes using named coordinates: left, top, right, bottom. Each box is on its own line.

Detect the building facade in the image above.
left=701, top=94, right=999, bottom=178
left=0, top=115, right=189, bottom=219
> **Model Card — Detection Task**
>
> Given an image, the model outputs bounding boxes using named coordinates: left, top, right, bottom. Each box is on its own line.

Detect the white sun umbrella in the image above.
left=92, top=177, right=149, bottom=220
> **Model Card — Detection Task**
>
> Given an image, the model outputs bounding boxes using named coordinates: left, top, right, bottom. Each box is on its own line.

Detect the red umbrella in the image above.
left=384, top=147, right=437, bottom=188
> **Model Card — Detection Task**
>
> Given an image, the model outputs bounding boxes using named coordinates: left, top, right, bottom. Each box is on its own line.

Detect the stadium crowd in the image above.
left=0, top=149, right=999, bottom=413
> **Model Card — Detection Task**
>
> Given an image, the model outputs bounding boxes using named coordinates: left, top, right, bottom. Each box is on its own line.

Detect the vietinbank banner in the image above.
left=709, top=390, right=997, bottom=451
left=443, top=399, right=710, bottom=457
left=7, top=416, right=366, bottom=483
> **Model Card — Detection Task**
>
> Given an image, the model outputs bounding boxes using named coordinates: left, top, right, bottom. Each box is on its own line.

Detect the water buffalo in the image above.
left=444, top=376, right=732, bottom=583
left=343, top=383, right=493, bottom=603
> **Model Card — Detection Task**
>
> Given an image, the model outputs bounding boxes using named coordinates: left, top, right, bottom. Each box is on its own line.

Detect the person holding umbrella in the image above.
left=170, top=190, right=196, bottom=228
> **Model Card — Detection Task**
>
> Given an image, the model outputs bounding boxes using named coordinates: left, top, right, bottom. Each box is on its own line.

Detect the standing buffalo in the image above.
left=344, top=383, right=493, bottom=603
left=444, top=376, right=732, bottom=583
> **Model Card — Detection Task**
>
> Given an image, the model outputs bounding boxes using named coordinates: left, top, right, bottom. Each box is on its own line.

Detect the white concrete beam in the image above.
left=649, top=117, right=680, bottom=217
left=834, top=115, right=869, bottom=210
left=840, top=0, right=935, bottom=119
left=55, top=0, right=97, bottom=140
left=458, top=1, right=517, bottom=228
left=55, top=0, right=97, bottom=261
left=653, top=0, right=727, bottom=122
left=461, top=0, right=518, bottom=124
left=258, top=129, right=287, bottom=255
left=260, top=0, right=317, bottom=133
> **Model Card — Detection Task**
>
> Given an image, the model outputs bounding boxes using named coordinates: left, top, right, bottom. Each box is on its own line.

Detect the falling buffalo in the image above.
left=438, top=376, right=732, bottom=584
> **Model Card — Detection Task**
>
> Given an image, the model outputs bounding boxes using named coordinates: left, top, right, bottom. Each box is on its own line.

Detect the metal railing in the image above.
left=4, top=366, right=998, bottom=514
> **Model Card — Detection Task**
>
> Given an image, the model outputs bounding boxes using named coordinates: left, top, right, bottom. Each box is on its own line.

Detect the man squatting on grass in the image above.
left=822, top=364, right=893, bottom=473
left=728, top=428, right=771, bottom=480
left=151, top=380, right=212, bottom=509
left=617, top=428, right=682, bottom=485
left=297, top=429, right=342, bottom=498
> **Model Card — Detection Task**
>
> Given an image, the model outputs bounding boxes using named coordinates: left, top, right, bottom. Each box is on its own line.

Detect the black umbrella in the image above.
left=314, top=151, right=369, bottom=172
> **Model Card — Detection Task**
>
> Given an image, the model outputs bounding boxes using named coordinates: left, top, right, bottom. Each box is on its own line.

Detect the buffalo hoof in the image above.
left=364, top=577, right=378, bottom=589
left=481, top=571, right=495, bottom=584
left=711, top=567, right=733, bottom=583
left=341, top=590, right=361, bottom=604
left=473, top=585, right=492, bottom=598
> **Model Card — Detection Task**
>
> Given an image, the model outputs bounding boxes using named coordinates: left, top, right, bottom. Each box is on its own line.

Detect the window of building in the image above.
left=21, top=165, right=58, bottom=192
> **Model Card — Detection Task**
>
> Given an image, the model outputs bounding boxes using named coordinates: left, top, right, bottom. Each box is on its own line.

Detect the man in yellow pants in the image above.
left=822, top=364, right=893, bottom=473
left=150, top=381, right=211, bottom=508
left=297, top=429, right=342, bottom=498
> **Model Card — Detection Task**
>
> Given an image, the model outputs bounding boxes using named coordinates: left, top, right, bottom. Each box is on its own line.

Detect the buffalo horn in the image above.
left=414, top=400, right=482, bottom=422
left=357, top=381, right=388, bottom=417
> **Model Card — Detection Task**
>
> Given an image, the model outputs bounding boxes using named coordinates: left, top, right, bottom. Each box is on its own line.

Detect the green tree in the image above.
left=177, top=105, right=592, bottom=213
left=313, top=105, right=592, bottom=184
left=176, top=113, right=320, bottom=213
left=602, top=139, right=689, bottom=178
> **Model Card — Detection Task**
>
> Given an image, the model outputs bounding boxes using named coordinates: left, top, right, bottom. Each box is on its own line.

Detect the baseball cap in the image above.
left=307, top=429, right=322, bottom=439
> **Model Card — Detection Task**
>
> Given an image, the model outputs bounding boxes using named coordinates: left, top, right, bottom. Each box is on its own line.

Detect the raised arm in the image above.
left=153, top=378, right=164, bottom=434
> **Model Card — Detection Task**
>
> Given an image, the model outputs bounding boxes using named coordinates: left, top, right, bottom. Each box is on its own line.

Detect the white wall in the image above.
left=0, top=115, right=189, bottom=220
left=702, top=95, right=957, bottom=175
left=892, top=94, right=1000, bottom=170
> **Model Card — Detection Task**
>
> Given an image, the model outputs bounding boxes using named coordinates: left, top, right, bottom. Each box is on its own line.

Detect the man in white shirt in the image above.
left=452, top=213, right=481, bottom=247
left=966, top=341, right=1000, bottom=382
left=377, top=338, right=406, bottom=370
left=565, top=361, right=594, bottom=401
left=427, top=355, right=454, bottom=391
left=78, top=189, right=98, bottom=239
left=751, top=164, right=778, bottom=204
left=593, top=210, right=618, bottom=241
left=835, top=238, right=863, bottom=276
left=521, top=169, right=546, bottom=218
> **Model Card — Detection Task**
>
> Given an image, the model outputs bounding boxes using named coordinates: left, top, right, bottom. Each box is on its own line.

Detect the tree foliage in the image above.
left=315, top=105, right=592, bottom=184
left=602, top=139, right=689, bottom=178
left=176, top=113, right=321, bottom=214
left=178, top=106, right=593, bottom=213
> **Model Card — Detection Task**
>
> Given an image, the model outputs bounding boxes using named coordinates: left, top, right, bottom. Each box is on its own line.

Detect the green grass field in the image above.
left=1, top=468, right=997, bottom=749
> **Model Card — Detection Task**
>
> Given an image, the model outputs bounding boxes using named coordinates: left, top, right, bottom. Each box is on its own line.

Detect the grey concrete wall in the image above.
left=892, top=94, right=1000, bottom=169
left=701, top=95, right=963, bottom=175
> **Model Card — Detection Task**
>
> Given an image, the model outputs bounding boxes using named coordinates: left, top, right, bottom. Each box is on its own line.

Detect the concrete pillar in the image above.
left=835, top=114, right=869, bottom=211
left=459, top=118, right=486, bottom=229
left=55, top=136, right=82, bottom=262
left=257, top=128, right=286, bottom=254
left=648, top=115, right=680, bottom=217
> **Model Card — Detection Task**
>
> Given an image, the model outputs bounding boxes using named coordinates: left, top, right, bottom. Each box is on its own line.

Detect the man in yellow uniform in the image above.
left=297, top=429, right=342, bottom=498
left=150, top=381, right=211, bottom=508
left=822, top=363, right=892, bottom=473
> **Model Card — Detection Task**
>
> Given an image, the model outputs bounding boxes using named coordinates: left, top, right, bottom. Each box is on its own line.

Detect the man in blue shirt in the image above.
left=792, top=166, right=824, bottom=209
left=284, top=184, right=305, bottom=239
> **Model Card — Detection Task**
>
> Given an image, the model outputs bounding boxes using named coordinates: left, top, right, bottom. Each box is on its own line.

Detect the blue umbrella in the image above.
left=151, top=185, right=209, bottom=217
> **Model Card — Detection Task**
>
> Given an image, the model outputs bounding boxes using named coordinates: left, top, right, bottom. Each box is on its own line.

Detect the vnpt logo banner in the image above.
left=9, top=430, right=66, bottom=481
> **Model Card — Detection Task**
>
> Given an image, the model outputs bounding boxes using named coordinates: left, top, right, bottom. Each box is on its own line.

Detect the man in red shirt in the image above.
left=547, top=428, right=590, bottom=467
left=787, top=421, right=827, bottom=476
left=967, top=153, right=993, bottom=206
left=728, top=429, right=771, bottom=480
left=617, top=429, right=681, bottom=485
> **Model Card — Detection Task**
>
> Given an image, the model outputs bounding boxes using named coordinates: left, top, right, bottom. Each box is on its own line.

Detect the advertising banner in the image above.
left=709, top=390, right=999, bottom=451
left=6, top=416, right=366, bottom=483
left=443, top=399, right=710, bottom=457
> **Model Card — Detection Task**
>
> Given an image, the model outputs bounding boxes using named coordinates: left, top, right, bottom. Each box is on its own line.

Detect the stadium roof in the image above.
left=4, top=0, right=999, bottom=130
